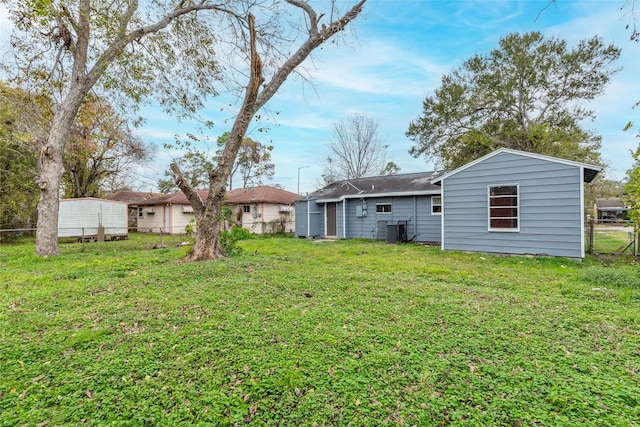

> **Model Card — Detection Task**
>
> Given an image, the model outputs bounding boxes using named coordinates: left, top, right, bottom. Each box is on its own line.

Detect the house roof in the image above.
left=137, top=190, right=209, bottom=206
left=225, top=186, right=300, bottom=204
left=595, top=198, right=629, bottom=210
left=431, top=148, right=602, bottom=184
left=105, top=190, right=160, bottom=204
left=306, top=172, right=444, bottom=202
left=138, top=186, right=300, bottom=206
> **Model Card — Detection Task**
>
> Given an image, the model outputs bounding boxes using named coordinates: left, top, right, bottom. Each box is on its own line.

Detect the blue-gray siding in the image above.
left=441, top=152, right=584, bottom=258
left=294, top=200, right=323, bottom=238
left=296, top=196, right=441, bottom=243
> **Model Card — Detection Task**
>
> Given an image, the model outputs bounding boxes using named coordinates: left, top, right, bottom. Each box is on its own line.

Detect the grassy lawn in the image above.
left=1, top=235, right=639, bottom=426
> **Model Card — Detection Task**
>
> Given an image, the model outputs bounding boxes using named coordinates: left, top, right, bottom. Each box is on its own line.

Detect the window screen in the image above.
left=488, top=185, right=518, bottom=230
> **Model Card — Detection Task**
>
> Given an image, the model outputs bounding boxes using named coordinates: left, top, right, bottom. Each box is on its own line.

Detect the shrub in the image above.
left=184, top=218, right=196, bottom=238
left=219, top=226, right=252, bottom=256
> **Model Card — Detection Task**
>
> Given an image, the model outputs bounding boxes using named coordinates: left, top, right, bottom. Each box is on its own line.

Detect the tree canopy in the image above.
left=216, top=132, right=275, bottom=190
left=158, top=132, right=274, bottom=193
left=0, top=81, right=152, bottom=229
left=63, top=97, right=153, bottom=198
left=624, top=143, right=640, bottom=224
left=406, top=32, right=620, bottom=169
left=0, top=82, right=43, bottom=230
left=157, top=151, right=214, bottom=194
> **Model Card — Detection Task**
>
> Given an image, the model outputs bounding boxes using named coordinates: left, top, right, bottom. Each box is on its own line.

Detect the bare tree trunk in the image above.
left=170, top=161, right=227, bottom=260
left=35, top=93, right=86, bottom=256
left=190, top=189, right=225, bottom=260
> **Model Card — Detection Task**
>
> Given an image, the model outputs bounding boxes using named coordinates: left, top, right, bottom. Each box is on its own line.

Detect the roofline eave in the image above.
left=430, top=148, right=603, bottom=184
left=312, top=189, right=442, bottom=203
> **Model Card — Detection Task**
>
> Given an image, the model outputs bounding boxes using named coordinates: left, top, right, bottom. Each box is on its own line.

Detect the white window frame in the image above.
left=488, top=184, right=520, bottom=232
left=431, top=196, right=442, bottom=215
left=375, top=203, right=392, bottom=214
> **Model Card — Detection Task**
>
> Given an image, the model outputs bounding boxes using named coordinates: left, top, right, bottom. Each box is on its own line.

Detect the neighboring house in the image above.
left=136, top=186, right=300, bottom=235
left=593, top=198, right=629, bottom=221
left=105, top=190, right=160, bottom=228
left=296, top=148, right=601, bottom=259
left=295, top=171, right=444, bottom=243
left=226, top=186, right=300, bottom=234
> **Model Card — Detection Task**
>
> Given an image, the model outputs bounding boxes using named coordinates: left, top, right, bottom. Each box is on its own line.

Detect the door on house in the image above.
left=326, top=202, right=337, bottom=236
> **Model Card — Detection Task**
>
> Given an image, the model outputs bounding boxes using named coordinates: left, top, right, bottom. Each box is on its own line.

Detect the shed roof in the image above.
left=431, top=148, right=602, bottom=184
left=138, top=186, right=300, bottom=206
left=306, top=171, right=444, bottom=202
left=60, top=197, right=128, bottom=206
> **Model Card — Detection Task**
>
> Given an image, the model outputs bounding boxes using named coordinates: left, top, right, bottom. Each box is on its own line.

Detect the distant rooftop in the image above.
left=138, top=186, right=300, bottom=206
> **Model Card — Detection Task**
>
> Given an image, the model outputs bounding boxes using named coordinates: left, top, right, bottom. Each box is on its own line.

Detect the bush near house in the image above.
left=1, top=235, right=639, bottom=425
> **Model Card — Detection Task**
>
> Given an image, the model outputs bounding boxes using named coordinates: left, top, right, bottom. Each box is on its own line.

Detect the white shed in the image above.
left=58, top=198, right=128, bottom=240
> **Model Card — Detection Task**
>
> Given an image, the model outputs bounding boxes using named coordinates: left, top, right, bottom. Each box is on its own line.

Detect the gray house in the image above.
left=296, top=148, right=601, bottom=259
left=295, top=171, right=444, bottom=243
left=434, top=149, right=601, bottom=259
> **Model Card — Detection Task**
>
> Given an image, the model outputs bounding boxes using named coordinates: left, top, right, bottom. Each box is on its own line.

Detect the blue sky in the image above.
left=2, top=1, right=639, bottom=195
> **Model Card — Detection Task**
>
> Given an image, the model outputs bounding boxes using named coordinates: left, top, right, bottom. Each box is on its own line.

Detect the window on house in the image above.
left=376, top=203, right=392, bottom=213
left=242, top=205, right=251, bottom=213
left=138, top=207, right=143, bottom=218
left=432, top=196, right=442, bottom=215
left=488, top=185, right=519, bottom=231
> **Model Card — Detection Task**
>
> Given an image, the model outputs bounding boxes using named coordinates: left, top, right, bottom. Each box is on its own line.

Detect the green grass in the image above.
left=1, top=235, right=639, bottom=426
left=592, top=227, right=637, bottom=254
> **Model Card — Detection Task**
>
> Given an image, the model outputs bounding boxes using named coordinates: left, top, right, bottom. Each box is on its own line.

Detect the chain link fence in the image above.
left=585, top=219, right=638, bottom=256
left=0, top=222, right=295, bottom=247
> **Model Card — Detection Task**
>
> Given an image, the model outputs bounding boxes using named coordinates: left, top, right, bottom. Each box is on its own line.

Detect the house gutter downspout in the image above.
left=342, top=199, right=347, bottom=238
left=307, top=200, right=311, bottom=238
left=440, top=180, right=445, bottom=251
left=324, top=203, right=328, bottom=237
left=413, top=196, right=418, bottom=239
left=579, top=166, right=585, bottom=258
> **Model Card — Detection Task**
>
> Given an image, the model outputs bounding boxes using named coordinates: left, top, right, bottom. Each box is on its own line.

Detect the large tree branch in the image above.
left=286, top=0, right=319, bottom=34
left=255, top=0, right=366, bottom=110
left=170, top=161, right=205, bottom=213
left=209, top=12, right=264, bottom=201
left=72, top=0, right=90, bottom=83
